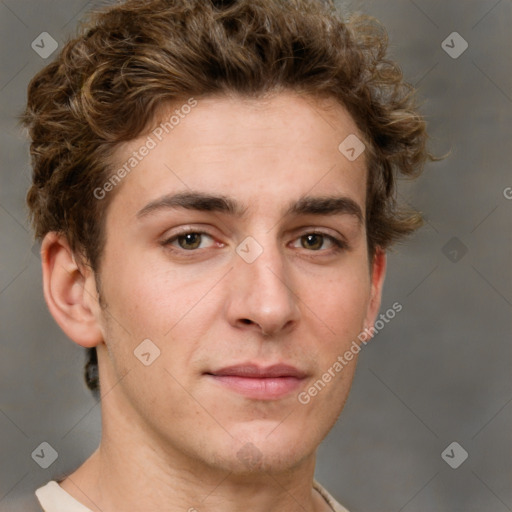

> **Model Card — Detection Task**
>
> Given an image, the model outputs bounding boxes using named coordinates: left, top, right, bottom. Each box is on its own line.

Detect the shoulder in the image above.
left=313, top=480, right=352, bottom=512
left=35, top=481, right=93, bottom=512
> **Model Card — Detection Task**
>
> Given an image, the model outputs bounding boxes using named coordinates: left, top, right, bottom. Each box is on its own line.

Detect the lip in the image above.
left=205, top=364, right=307, bottom=400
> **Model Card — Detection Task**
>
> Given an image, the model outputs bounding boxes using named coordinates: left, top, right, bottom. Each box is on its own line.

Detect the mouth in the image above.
left=204, top=364, right=307, bottom=400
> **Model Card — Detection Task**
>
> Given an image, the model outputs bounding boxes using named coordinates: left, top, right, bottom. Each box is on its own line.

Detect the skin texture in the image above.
left=41, top=92, right=386, bottom=512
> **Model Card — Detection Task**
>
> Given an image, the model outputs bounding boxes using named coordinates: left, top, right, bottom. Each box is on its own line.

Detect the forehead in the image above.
left=107, top=93, right=368, bottom=219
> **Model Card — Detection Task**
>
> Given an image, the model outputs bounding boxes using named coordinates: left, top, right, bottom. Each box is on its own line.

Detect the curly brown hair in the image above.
left=22, top=0, right=431, bottom=395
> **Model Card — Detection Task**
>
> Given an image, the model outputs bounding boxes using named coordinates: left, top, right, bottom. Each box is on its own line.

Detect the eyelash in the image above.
left=161, top=229, right=348, bottom=254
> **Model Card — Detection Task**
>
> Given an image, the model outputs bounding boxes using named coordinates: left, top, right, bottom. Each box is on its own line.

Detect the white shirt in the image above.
left=36, top=480, right=350, bottom=512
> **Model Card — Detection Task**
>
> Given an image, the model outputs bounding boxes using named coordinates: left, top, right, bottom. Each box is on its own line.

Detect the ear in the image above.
left=363, top=248, right=387, bottom=335
left=41, top=232, right=104, bottom=348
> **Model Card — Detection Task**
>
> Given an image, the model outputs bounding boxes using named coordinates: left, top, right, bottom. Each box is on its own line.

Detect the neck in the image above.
left=60, top=396, right=328, bottom=512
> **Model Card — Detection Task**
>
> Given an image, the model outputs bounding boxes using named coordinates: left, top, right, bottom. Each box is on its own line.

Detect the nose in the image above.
left=224, top=238, right=300, bottom=337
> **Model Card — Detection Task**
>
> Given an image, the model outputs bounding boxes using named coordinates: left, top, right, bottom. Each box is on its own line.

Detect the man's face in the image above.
left=92, top=92, right=385, bottom=473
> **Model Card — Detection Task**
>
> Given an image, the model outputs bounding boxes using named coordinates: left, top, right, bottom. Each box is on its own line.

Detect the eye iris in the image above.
left=302, top=234, right=323, bottom=250
left=178, top=233, right=202, bottom=250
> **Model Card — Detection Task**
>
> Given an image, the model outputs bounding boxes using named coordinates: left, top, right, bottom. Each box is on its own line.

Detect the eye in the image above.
left=164, top=232, right=216, bottom=251
left=291, top=232, right=346, bottom=252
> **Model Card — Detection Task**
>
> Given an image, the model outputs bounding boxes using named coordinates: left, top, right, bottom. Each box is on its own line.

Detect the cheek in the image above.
left=101, top=255, right=183, bottom=334
left=319, top=268, right=371, bottom=331
left=99, top=258, right=219, bottom=383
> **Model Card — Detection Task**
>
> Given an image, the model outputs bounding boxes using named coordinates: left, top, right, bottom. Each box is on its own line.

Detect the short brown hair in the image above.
left=22, top=0, right=431, bottom=394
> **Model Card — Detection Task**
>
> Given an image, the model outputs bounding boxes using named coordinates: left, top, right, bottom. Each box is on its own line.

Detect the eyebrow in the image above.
left=136, top=191, right=363, bottom=224
left=288, top=195, right=363, bottom=224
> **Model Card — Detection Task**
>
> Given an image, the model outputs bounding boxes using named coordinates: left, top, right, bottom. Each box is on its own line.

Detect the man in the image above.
left=23, top=0, right=430, bottom=510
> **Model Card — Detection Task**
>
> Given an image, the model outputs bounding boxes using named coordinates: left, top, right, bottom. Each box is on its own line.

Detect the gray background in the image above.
left=0, top=0, right=510, bottom=511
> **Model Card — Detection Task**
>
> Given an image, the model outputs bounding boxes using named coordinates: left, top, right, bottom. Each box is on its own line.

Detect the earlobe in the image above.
left=41, top=232, right=104, bottom=348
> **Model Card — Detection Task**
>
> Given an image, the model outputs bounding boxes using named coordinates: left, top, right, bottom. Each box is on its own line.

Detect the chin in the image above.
left=209, top=446, right=312, bottom=476
left=204, top=421, right=318, bottom=475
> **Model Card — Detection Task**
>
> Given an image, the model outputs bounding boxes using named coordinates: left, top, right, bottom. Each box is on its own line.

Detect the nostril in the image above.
left=241, top=318, right=253, bottom=325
